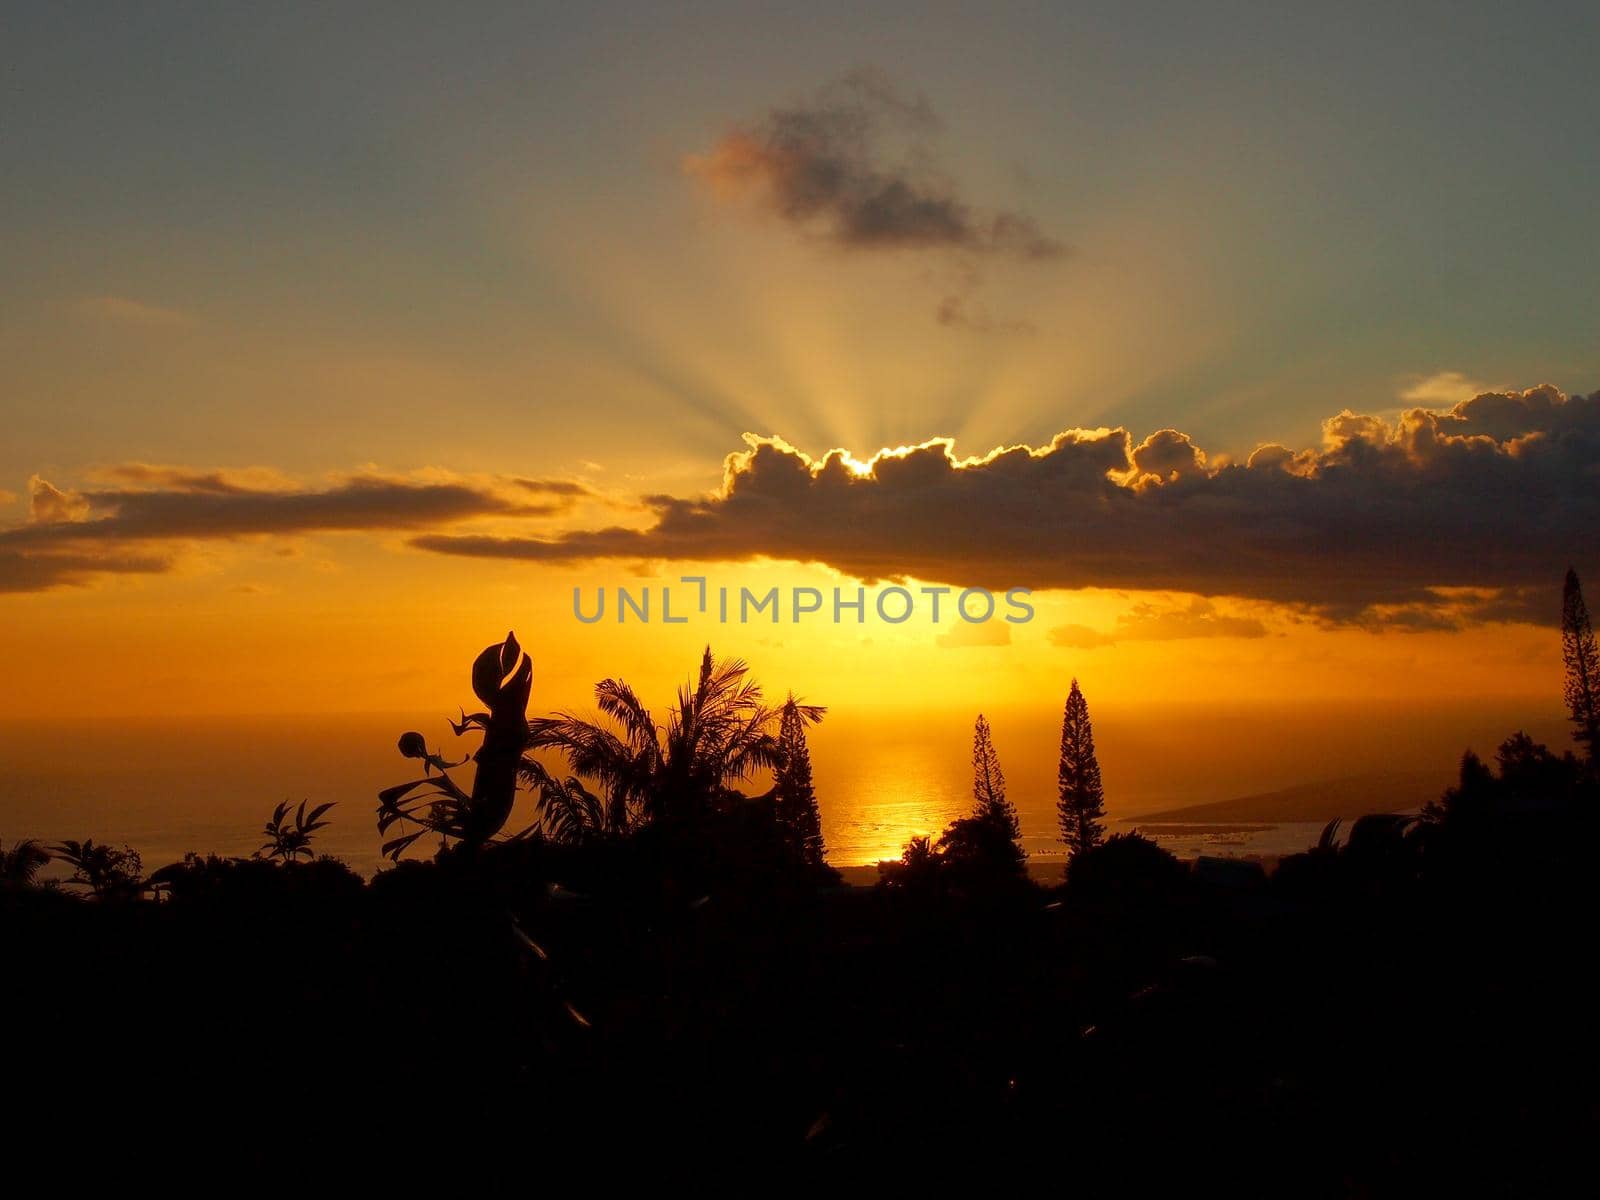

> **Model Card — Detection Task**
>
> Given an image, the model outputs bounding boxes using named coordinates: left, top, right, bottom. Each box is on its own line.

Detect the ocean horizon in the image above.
left=2, top=701, right=1564, bottom=877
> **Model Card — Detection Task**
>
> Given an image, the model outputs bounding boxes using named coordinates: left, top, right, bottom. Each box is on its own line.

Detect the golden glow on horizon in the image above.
left=0, top=542, right=1565, bottom=722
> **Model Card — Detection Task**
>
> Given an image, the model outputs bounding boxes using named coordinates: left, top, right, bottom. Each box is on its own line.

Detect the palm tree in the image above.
left=520, top=646, right=823, bottom=843
left=2, top=838, right=51, bottom=887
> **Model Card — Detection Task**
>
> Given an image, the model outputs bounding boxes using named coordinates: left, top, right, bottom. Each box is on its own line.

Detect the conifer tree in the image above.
left=971, top=713, right=1020, bottom=841
left=1562, top=568, right=1600, bottom=765
left=1057, top=679, right=1105, bottom=857
left=774, top=697, right=826, bottom=867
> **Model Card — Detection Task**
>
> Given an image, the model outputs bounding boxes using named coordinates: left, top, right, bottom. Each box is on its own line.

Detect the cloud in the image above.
left=510, top=477, right=602, bottom=515
left=937, top=619, right=1012, bottom=649
left=6, top=475, right=529, bottom=546
left=1, top=549, right=173, bottom=593
left=29, top=476, right=90, bottom=523
left=77, top=296, right=194, bottom=329
left=1129, top=429, right=1208, bottom=484
left=685, top=71, right=1062, bottom=325
left=89, top=463, right=294, bottom=494
left=1400, top=370, right=1494, bottom=407
left=0, top=467, right=586, bottom=593
left=936, top=292, right=1035, bottom=335
left=412, top=384, right=1600, bottom=629
left=1050, top=599, right=1269, bottom=648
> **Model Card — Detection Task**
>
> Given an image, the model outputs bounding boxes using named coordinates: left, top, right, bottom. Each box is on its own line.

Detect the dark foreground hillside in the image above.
left=7, top=786, right=1598, bottom=1192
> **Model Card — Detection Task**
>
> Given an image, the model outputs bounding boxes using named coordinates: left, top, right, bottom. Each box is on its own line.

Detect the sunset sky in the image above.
left=4, top=0, right=1598, bottom=798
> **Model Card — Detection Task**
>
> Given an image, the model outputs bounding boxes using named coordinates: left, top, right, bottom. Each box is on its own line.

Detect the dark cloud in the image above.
left=5, top=473, right=537, bottom=548
left=686, top=71, right=1063, bottom=326
left=514, top=478, right=591, bottom=498
left=0, top=548, right=172, bottom=593
left=412, top=385, right=1600, bottom=629
left=0, top=468, right=573, bottom=592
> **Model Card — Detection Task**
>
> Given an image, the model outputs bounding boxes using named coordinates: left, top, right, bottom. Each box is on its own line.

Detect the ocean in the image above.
left=0, top=702, right=1567, bottom=877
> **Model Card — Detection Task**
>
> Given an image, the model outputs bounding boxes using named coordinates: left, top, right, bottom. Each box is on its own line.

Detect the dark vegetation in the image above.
left=7, top=574, right=1600, bottom=1188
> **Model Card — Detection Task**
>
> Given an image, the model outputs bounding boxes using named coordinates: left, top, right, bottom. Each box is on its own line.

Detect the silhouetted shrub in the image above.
left=150, top=851, right=364, bottom=910
left=257, top=799, right=335, bottom=862
left=938, top=808, right=1029, bottom=889
left=876, top=807, right=1029, bottom=895
left=1065, top=832, right=1185, bottom=900
left=876, top=835, right=941, bottom=890
left=51, top=839, right=144, bottom=900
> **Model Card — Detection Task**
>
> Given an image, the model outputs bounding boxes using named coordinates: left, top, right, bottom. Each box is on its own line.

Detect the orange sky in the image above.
left=4, top=8, right=1597, bottom=803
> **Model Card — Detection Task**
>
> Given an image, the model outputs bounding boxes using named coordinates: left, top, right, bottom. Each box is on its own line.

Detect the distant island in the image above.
left=1124, top=770, right=1451, bottom=826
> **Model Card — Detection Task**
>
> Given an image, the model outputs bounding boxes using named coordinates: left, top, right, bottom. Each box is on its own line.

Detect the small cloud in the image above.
left=1130, top=429, right=1207, bottom=485
left=936, top=620, right=1012, bottom=649
left=1048, top=623, right=1116, bottom=649
left=1399, top=370, right=1492, bottom=407
left=1, top=548, right=171, bottom=593
left=509, top=477, right=595, bottom=516
left=29, top=476, right=89, bottom=523
left=77, top=295, right=194, bottom=329
left=936, top=293, right=1034, bottom=335
left=1050, top=599, right=1268, bottom=648
left=685, top=70, right=1063, bottom=326
left=90, top=463, right=294, bottom=493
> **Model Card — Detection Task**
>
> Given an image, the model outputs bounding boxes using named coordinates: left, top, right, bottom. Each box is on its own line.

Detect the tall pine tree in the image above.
left=1562, top=568, right=1600, bottom=764
left=1057, top=679, right=1105, bottom=857
left=971, top=713, right=1020, bottom=842
left=774, top=697, right=826, bottom=867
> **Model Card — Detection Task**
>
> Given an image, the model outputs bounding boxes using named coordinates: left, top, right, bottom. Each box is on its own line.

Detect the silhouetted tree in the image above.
left=971, top=713, right=1019, bottom=841
left=1563, top=568, right=1600, bottom=764
left=774, top=695, right=826, bottom=867
left=876, top=834, right=941, bottom=889
left=1493, top=731, right=1583, bottom=801
left=938, top=809, right=1028, bottom=886
left=1057, top=679, right=1105, bottom=858
left=1424, top=733, right=1585, bottom=828
left=1, top=838, right=50, bottom=888
left=523, top=646, right=823, bottom=839
left=877, top=811, right=1028, bottom=891
left=874, top=718, right=1028, bottom=891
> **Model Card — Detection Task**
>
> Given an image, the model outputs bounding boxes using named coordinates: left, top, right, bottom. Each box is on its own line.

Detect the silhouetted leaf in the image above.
left=472, top=640, right=505, bottom=706
left=378, top=779, right=437, bottom=806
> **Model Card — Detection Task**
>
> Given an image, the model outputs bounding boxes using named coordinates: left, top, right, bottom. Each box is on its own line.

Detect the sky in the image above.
left=3, top=0, right=1598, bottom=793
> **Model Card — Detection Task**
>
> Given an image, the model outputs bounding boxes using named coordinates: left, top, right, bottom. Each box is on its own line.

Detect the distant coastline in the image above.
left=1124, top=771, right=1448, bottom=825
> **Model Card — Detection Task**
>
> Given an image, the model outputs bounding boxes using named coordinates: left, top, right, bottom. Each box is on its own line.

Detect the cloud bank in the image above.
left=0, top=468, right=583, bottom=592
left=414, top=385, right=1600, bottom=628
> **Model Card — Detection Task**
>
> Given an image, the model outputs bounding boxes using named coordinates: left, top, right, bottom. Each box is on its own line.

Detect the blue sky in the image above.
left=4, top=0, right=1597, bottom=482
